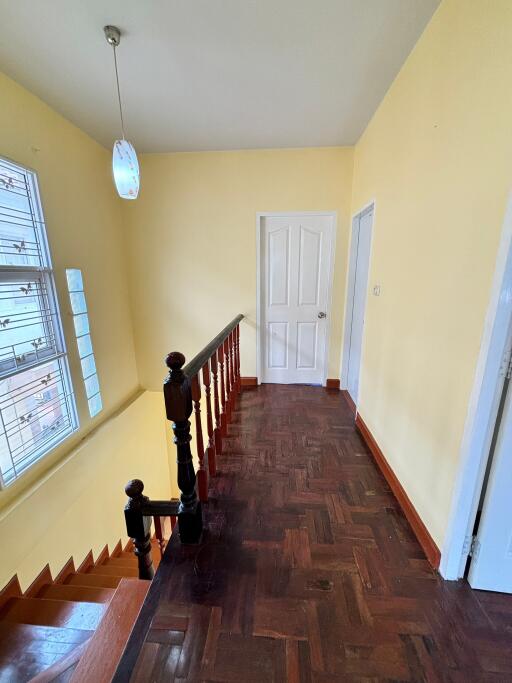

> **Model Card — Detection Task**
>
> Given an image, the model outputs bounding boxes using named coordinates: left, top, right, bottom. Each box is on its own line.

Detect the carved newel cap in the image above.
left=125, top=478, right=144, bottom=499
left=166, top=351, right=186, bottom=371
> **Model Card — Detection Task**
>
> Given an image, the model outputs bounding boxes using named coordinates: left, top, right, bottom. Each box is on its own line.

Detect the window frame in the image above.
left=65, top=268, right=103, bottom=419
left=0, top=155, right=78, bottom=487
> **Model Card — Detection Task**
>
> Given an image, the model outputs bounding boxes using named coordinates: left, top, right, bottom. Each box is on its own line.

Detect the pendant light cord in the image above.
left=112, top=45, right=126, bottom=140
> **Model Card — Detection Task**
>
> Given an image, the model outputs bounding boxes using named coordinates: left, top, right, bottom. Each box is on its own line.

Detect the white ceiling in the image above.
left=0, top=0, right=439, bottom=153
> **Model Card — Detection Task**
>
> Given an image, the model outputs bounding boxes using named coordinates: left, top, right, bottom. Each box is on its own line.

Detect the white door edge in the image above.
left=440, top=191, right=512, bottom=580
left=467, top=360, right=512, bottom=591
left=256, top=211, right=337, bottom=387
left=340, top=200, right=376, bottom=402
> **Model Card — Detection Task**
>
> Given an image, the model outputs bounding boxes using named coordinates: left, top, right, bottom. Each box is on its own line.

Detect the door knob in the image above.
left=318, top=311, right=327, bottom=319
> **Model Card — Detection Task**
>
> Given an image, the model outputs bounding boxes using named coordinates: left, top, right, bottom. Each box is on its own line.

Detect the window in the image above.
left=0, top=157, right=78, bottom=486
left=66, top=269, right=102, bottom=418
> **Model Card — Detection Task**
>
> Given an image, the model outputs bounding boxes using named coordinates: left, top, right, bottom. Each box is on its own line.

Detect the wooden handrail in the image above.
left=124, top=315, right=244, bottom=578
left=183, top=314, right=244, bottom=377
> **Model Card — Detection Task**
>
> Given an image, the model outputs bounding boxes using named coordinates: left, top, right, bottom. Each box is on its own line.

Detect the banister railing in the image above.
left=124, top=314, right=244, bottom=578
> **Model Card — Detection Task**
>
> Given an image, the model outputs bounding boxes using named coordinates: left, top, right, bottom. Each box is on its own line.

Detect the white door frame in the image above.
left=340, top=200, right=376, bottom=403
left=256, top=211, right=337, bottom=386
left=440, top=193, right=512, bottom=580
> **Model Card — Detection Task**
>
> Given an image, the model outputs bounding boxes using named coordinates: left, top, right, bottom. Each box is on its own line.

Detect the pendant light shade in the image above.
left=113, top=139, right=139, bottom=199
left=104, top=25, right=140, bottom=200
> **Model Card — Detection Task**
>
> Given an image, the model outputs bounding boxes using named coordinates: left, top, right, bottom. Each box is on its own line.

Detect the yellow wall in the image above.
left=0, top=391, right=172, bottom=591
left=0, top=73, right=175, bottom=590
left=121, top=148, right=353, bottom=390
left=2, top=0, right=511, bottom=582
left=0, top=71, right=140, bottom=508
left=350, top=0, right=512, bottom=547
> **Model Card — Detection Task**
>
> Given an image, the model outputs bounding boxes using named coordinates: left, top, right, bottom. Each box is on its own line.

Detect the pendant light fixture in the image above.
left=104, top=25, right=140, bottom=200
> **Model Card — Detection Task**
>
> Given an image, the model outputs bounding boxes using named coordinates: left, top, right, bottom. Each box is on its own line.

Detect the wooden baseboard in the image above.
left=355, top=413, right=441, bottom=570
left=77, top=550, right=94, bottom=573
left=55, top=557, right=76, bottom=584
left=0, top=575, right=22, bottom=611
left=325, top=378, right=340, bottom=390
left=341, top=390, right=356, bottom=416
left=94, top=545, right=109, bottom=567
left=111, top=540, right=123, bottom=558
left=241, top=377, right=257, bottom=387
left=24, top=564, right=52, bottom=597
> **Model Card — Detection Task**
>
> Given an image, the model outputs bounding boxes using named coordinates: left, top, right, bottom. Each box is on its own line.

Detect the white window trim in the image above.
left=65, top=268, right=102, bottom=419
left=0, top=156, right=78, bottom=487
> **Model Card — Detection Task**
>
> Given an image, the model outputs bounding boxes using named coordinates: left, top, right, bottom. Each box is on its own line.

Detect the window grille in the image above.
left=66, top=269, right=102, bottom=418
left=0, top=157, right=78, bottom=486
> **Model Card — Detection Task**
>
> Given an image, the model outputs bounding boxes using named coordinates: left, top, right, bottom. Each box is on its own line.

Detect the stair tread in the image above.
left=0, top=621, right=92, bottom=683
left=0, top=621, right=91, bottom=647
left=87, top=565, right=139, bottom=578
left=0, top=596, right=106, bottom=631
left=65, top=573, right=122, bottom=589
left=37, top=583, right=115, bottom=603
left=102, top=557, right=138, bottom=568
left=105, top=552, right=162, bottom=571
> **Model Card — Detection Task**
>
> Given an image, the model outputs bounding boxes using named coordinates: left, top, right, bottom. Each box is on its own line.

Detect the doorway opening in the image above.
left=256, top=212, right=336, bottom=385
left=341, top=203, right=374, bottom=407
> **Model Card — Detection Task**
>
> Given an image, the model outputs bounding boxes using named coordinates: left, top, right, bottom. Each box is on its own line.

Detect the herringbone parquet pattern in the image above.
left=121, top=385, right=512, bottom=682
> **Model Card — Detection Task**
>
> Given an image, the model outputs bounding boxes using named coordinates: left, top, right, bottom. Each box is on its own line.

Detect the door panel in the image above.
left=297, top=322, right=317, bottom=369
left=261, top=215, right=333, bottom=384
left=468, top=378, right=512, bottom=593
left=268, top=322, right=289, bottom=369
left=344, top=208, right=373, bottom=404
left=268, top=226, right=290, bottom=307
left=298, top=226, right=321, bottom=306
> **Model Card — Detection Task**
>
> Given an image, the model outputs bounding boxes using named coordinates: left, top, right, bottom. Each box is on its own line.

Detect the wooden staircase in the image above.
left=0, top=539, right=162, bottom=682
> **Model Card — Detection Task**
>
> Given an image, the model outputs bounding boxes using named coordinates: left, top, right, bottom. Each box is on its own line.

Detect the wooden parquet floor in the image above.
left=115, top=385, right=512, bottom=683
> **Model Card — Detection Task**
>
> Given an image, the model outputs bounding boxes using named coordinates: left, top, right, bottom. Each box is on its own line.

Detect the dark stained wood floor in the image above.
left=114, top=385, right=512, bottom=683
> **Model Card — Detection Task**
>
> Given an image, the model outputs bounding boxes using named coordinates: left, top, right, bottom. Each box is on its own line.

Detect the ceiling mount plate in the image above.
left=104, top=25, right=121, bottom=47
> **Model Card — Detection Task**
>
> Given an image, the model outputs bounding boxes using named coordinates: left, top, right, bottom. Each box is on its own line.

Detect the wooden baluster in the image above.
left=211, top=351, right=223, bottom=454
left=164, top=352, right=203, bottom=544
left=124, top=479, right=155, bottom=580
left=202, top=360, right=217, bottom=477
left=191, top=373, right=208, bottom=502
left=154, top=516, right=165, bottom=559
left=224, top=337, right=232, bottom=423
left=227, top=331, right=233, bottom=407
left=229, top=330, right=236, bottom=402
left=219, top=345, right=227, bottom=437
left=235, top=324, right=241, bottom=393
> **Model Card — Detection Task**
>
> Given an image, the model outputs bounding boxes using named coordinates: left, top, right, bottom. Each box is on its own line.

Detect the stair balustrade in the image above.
left=124, top=315, right=244, bottom=578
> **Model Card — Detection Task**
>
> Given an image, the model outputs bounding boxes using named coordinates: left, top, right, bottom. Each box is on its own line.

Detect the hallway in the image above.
left=115, top=385, right=512, bottom=682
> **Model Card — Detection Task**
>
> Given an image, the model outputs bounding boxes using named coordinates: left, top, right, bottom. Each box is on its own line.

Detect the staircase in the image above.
left=0, top=316, right=244, bottom=683
left=0, top=539, right=162, bottom=682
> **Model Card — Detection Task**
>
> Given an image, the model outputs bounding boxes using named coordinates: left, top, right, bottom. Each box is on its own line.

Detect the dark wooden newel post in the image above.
left=124, top=479, right=155, bottom=580
left=164, top=352, right=203, bottom=544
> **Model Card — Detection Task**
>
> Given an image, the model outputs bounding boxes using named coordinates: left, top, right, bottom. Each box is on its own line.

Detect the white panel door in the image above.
left=261, top=215, right=334, bottom=384
left=344, top=207, right=373, bottom=404
left=468, top=377, right=512, bottom=592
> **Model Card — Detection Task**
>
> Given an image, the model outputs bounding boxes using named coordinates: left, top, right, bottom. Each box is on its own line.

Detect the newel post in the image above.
left=124, top=479, right=155, bottom=580
left=164, top=352, right=203, bottom=544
